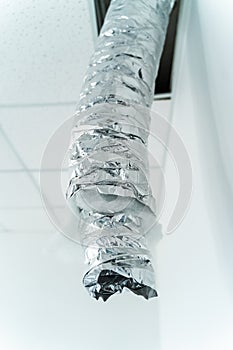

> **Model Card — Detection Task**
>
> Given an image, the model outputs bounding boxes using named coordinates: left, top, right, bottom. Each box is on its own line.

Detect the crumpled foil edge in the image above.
left=66, top=0, right=174, bottom=300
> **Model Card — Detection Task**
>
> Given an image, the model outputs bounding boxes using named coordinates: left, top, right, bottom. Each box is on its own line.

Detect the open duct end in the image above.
left=83, top=254, right=158, bottom=301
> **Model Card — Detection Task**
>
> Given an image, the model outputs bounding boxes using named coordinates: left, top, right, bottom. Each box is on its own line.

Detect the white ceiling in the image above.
left=0, top=0, right=171, bottom=234
left=0, top=0, right=96, bottom=234
left=0, top=2, right=172, bottom=348
left=2, top=1, right=233, bottom=349
left=0, top=100, right=170, bottom=235
left=0, top=0, right=96, bottom=105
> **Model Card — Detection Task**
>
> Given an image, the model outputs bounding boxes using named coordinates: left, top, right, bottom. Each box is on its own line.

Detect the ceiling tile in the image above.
left=0, top=172, right=41, bottom=208
left=32, top=170, right=68, bottom=208
left=0, top=208, right=54, bottom=232
left=0, top=128, right=23, bottom=170
left=148, top=134, right=167, bottom=168
left=0, top=223, right=7, bottom=232
left=152, top=99, right=171, bottom=119
left=0, top=99, right=171, bottom=174
left=0, top=105, right=75, bottom=170
left=149, top=166, right=166, bottom=218
left=0, top=0, right=95, bottom=105
left=149, top=100, right=171, bottom=168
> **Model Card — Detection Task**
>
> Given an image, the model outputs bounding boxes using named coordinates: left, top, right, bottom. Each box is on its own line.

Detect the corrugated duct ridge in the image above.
left=66, top=0, right=174, bottom=301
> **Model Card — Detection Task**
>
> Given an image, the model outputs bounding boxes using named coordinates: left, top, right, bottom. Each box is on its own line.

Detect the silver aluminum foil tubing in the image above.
left=66, top=0, right=174, bottom=301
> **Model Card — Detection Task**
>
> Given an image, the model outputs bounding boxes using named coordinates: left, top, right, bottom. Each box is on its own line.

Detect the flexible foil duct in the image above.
left=66, top=0, right=174, bottom=301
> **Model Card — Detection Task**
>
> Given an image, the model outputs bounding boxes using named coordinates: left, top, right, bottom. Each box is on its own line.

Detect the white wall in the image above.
left=155, top=0, right=233, bottom=348
left=196, top=0, right=233, bottom=193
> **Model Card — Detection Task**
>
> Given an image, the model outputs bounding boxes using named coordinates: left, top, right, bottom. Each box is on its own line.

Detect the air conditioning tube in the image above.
left=66, top=0, right=175, bottom=301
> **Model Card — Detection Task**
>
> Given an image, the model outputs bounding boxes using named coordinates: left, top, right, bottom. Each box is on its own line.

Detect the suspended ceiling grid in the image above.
left=0, top=3, right=171, bottom=349
left=0, top=0, right=170, bottom=233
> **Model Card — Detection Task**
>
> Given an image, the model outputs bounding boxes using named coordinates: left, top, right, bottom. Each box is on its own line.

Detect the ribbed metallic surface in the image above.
left=66, top=0, right=174, bottom=301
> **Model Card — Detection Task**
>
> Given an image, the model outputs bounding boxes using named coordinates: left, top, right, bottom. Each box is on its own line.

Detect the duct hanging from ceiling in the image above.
left=66, top=0, right=175, bottom=301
